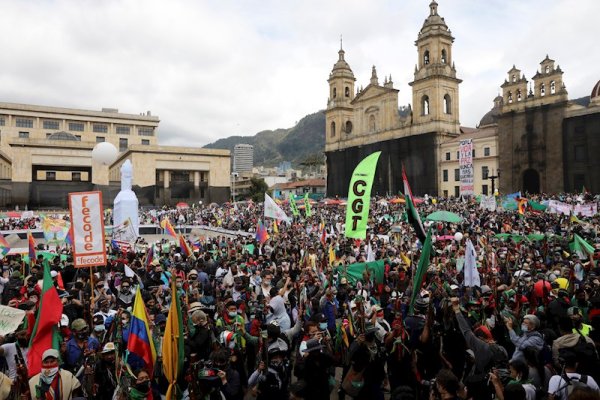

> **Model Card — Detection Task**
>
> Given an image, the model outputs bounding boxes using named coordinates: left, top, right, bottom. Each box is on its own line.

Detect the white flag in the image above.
left=366, top=243, right=376, bottom=262
left=264, top=193, right=291, bottom=223
left=463, top=239, right=480, bottom=287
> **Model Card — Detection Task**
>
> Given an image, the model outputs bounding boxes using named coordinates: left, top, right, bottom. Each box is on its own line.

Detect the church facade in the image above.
left=325, top=1, right=462, bottom=198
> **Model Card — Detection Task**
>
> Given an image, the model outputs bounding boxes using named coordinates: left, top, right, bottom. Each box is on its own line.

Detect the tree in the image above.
left=247, top=177, right=270, bottom=203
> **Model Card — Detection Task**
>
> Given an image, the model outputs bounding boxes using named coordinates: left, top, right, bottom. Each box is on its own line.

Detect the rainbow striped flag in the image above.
left=160, top=217, right=177, bottom=238
left=178, top=234, right=192, bottom=257
left=255, top=221, right=269, bottom=245
left=128, top=288, right=157, bottom=376
left=0, top=233, right=10, bottom=257
left=28, top=231, right=36, bottom=264
left=144, top=245, right=154, bottom=271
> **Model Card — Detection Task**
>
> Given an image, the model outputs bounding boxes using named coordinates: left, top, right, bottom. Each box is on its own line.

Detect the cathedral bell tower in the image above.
left=409, top=1, right=461, bottom=135
left=326, top=42, right=356, bottom=148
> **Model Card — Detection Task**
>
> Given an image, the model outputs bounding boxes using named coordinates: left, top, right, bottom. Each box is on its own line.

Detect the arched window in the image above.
left=441, top=49, right=447, bottom=64
left=550, top=80, right=556, bottom=94
left=517, top=89, right=522, bottom=101
left=512, top=74, right=516, bottom=83
left=422, top=96, right=430, bottom=115
left=332, top=87, right=337, bottom=99
left=540, top=83, right=546, bottom=97
left=508, top=91, right=513, bottom=104
left=330, top=121, right=336, bottom=137
left=423, top=50, right=430, bottom=65
left=545, top=65, right=550, bottom=74
left=369, top=115, right=376, bottom=132
left=345, top=120, right=353, bottom=134
left=443, top=94, right=451, bottom=114
left=345, top=87, right=350, bottom=97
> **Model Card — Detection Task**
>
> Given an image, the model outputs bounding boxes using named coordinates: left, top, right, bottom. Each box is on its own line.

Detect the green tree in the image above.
left=247, top=177, right=270, bottom=203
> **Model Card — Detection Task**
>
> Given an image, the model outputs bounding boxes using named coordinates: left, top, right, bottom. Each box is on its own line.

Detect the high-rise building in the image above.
left=233, top=144, right=253, bottom=173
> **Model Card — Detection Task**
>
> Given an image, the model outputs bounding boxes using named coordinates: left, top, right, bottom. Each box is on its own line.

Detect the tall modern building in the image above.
left=233, top=144, right=253, bottom=174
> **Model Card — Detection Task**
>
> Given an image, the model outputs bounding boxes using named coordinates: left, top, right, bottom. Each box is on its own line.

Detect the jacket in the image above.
left=509, top=329, right=544, bottom=362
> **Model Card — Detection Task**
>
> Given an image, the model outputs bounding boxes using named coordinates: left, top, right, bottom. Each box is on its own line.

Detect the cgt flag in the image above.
left=345, top=151, right=381, bottom=239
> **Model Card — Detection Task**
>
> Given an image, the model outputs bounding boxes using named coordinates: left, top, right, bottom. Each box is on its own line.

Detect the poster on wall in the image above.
left=69, top=191, right=107, bottom=268
left=459, top=139, right=474, bottom=196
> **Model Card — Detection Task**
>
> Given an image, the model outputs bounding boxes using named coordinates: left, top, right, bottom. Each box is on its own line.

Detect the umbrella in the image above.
left=389, top=197, right=405, bottom=204
left=6, top=211, right=21, bottom=218
left=176, top=202, right=189, bottom=209
left=425, top=211, right=463, bottom=223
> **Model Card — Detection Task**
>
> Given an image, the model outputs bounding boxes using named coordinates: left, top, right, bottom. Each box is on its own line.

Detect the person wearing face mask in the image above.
left=90, top=314, right=107, bottom=343
left=211, top=348, right=243, bottom=400
left=0, top=329, right=31, bottom=379
left=505, top=314, right=544, bottom=363
left=216, top=300, right=245, bottom=337
left=248, top=339, right=290, bottom=400
left=116, top=279, right=135, bottom=309
left=93, top=342, right=118, bottom=399
left=127, top=369, right=160, bottom=400
left=185, top=310, right=213, bottom=361
left=371, top=304, right=391, bottom=342
left=62, top=318, right=100, bottom=373
left=28, top=349, right=82, bottom=400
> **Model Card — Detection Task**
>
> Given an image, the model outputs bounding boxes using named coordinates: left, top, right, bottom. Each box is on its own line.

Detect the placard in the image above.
left=459, top=139, right=474, bottom=196
left=0, top=305, right=26, bottom=335
left=69, top=191, right=107, bottom=268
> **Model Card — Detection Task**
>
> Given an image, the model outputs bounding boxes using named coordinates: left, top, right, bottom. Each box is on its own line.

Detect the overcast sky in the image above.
left=0, top=0, right=598, bottom=146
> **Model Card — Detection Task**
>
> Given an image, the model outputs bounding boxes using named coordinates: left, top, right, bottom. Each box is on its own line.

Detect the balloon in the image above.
left=454, top=232, right=463, bottom=242
left=533, top=280, right=552, bottom=298
left=91, top=142, right=118, bottom=165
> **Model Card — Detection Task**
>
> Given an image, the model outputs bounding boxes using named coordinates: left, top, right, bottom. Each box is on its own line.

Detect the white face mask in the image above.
left=41, top=367, right=59, bottom=384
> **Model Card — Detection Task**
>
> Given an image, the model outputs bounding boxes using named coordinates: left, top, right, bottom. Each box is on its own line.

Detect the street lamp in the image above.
left=231, top=172, right=238, bottom=203
left=487, top=168, right=501, bottom=195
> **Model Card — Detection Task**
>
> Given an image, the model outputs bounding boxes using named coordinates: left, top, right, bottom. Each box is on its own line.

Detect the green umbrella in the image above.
left=425, top=210, right=463, bottom=223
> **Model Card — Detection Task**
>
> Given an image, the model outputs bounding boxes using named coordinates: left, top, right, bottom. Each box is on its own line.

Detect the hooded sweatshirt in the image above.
left=267, top=295, right=291, bottom=331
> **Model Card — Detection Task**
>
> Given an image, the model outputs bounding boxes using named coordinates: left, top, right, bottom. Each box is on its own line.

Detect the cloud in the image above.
left=0, top=0, right=597, bottom=146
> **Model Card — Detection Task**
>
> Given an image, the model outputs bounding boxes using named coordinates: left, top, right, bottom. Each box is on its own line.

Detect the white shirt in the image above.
left=548, top=372, right=600, bottom=400
left=0, top=342, right=29, bottom=379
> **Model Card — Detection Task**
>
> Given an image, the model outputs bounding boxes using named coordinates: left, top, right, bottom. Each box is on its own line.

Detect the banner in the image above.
left=304, top=193, right=312, bottom=217
left=289, top=193, right=299, bottom=217
left=69, top=191, right=107, bottom=268
left=112, top=217, right=138, bottom=242
left=548, top=200, right=573, bottom=215
left=479, top=195, right=497, bottom=212
left=575, top=203, right=597, bottom=217
left=459, top=139, right=474, bottom=196
left=0, top=305, right=26, bottom=335
left=345, top=151, right=381, bottom=239
left=264, top=193, right=290, bottom=223
left=41, top=217, right=70, bottom=244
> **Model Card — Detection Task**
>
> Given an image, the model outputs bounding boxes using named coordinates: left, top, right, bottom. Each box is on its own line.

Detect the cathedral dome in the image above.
left=479, top=96, right=503, bottom=127
left=592, top=80, right=600, bottom=100
left=330, top=49, right=354, bottom=79
left=47, top=131, right=81, bottom=141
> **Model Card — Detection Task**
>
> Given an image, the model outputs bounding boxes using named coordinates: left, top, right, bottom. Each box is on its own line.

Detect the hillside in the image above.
left=203, top=110, right=325, bottom=167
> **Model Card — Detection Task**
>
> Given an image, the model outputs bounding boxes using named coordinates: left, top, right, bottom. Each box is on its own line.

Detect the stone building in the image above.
left=325, top=1, right=463, bottom=198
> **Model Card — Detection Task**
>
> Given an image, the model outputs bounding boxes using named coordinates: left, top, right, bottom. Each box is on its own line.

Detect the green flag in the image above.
left=304, top=193, right=312, bottom=217
left=570, top=233, right=596, bottom=266
left=529, top=200, right=547, bottom=211
left=335, top=260, right=384, bottom=285
left=289, top=193, right=299, bottom=217
left=409, top=229, right=432, bottom=314
left=345, top=151, right=381, bottom=239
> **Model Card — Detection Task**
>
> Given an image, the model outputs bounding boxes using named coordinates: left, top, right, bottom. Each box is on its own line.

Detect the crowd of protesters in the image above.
left=0, top=193, right=599, bottom=399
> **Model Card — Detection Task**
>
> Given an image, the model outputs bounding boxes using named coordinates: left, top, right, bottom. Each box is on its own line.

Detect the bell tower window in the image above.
left=540, top=83, right=546, bottom=97
left=517, top=89, right=522, bottom=101
left=508, top=91, right=513, bottom=104
left=545, top=65, right=550, bottom=74
left=369, top=115, right=376, bottom=132
left=422, top=96, right=430, bottom=115
left=512, top=74, right=516, bottom=83
left=443, top=94, right=451, bottom=114
left=345, top=87, right=350, bottom=97
left=330, top=121, right=336, bottom=137
left=332, top=87, right=337, bottom=99
left=423, top=50, right=430, bottom=65
left=441, top=49, right=447, bottom=64
left=550, top=80, right=556, bottom=94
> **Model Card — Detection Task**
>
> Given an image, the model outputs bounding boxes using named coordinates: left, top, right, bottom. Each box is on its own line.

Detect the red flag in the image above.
left=320, top=228, right=326, bottom=246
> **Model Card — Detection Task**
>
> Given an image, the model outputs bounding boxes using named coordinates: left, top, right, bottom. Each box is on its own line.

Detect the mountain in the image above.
left=203, top=110, right=325, bottom=167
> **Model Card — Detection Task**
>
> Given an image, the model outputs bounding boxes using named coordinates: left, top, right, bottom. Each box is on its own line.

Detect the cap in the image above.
left=303, top=338, right=322, bottom=353
left=60, top=314, right=70, bottom=327
left=450, top=284, right=459, bottom=291
left=50, top=270, right=58, bottom=278
left=102, top=342, right=116, bottom=353
left=188, top=269, right=198, bottom=277
left=42, top=349, right=60, bottom=361
left=268, top=338, right=289, bottom=354
left=154, top=313, right=167, bottom=324
left=189, top=302, right=202, bottom=313
left=71, top=318, right=88, bottom=331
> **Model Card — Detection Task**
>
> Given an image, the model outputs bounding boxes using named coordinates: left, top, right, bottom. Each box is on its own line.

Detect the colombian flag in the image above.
left=128, top=288, right=157, bottom=376
left=28, top=231, right=36, bottom=265
left=160, top=217, right=177, bottom=238
left=0, top=233, right=10, bottom=257
left=178, top=234, right=192, bottom=257
left=163, top=279, right=184, bottom=399
left=255, top=221, right=269, bottom=245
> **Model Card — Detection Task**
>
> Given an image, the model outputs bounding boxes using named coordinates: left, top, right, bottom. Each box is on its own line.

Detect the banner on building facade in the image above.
left=575, top=203, right=598, bottom=217
left=547, top=200, right=573, bottom=216
left=345, top=151, right=381, bottom=239
left=459, top=139, right=474, bottom=196
left=69, top=191, right=107, bottom=268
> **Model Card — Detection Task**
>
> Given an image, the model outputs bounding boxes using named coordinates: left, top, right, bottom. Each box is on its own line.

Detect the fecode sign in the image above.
left=68, top=191, right=107, bottom=268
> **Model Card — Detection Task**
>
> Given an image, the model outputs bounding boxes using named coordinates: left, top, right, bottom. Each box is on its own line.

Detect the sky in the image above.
left=0, top=0, right=598, bottom=147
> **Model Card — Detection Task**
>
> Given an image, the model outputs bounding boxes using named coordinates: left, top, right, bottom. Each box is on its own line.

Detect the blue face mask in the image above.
left=319, top=322, right=328, bottom=330
left=521, top=323, right=528, bottom=333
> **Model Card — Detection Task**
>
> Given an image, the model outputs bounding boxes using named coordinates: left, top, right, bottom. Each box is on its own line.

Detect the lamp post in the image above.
left=231, top=172, right=238, bottom=203
left=487, top=168, right=501, bottom=195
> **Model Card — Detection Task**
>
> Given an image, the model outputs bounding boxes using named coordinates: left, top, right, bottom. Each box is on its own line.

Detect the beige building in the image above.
left=0, top=102, right=230, bottom=207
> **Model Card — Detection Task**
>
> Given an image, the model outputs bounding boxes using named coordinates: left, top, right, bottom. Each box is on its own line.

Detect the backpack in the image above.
left=565, top=374, right=589, bottom=398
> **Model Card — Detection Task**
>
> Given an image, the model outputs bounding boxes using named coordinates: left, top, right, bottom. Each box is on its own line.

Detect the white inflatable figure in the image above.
left=113, top=159, right=139, bottom=237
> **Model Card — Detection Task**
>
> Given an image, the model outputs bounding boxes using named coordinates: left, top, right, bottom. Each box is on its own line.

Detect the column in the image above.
left=194, top=171, right=200, bottom=188
left=164, top=170, right=170, bottom=188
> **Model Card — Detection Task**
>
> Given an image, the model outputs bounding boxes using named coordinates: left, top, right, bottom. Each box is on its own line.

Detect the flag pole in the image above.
left=89, top=267, right=95, bottom=328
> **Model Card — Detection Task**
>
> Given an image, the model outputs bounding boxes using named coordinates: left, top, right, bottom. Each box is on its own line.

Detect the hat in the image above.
left=268, top=338, right=289, bottom=354
left=188, top=269, right=198, bottom=278
left=60, top=314, right=70, bottom=327
left=50, top=270, right=58, bottom=278
left=93, top=315, right=104, bottom=325
left=102, top=342, right=116, bottom=353
left=154, top=313, right=167, bottom=325
left=364, top=322, right=378, bottom=335
left=71, top=318, right=88, bottom=331
left=450, top=284, right=459, bottom=291
left=303, top=338, right=322, bottom=353
left=42, top=349, right=60, bottom=361
left=189, top=302, right=202, bottom=313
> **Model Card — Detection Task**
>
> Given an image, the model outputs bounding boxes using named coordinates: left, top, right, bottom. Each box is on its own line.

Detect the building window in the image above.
left=93, top=124, right=108, bottom=133
left=445, top=152, right=450, bottom=161
left=142, top=139, right=150, bottom=145
left=422, top=95, right=430, bottom=115
left=116, top=125, right=131, bottom=135
left=443, top=169, right=448, bottom=182
left=16, top=118, right=33, bottom=128
left=46, top=171, right=56, bottom=181
left=345, top=120, right=353, bottom=134
left=75, top=135, right=81, bottom=140
left=46, top=133, right=52, bottom=138
left=332, top=87, right=337, bottom=99
left=550, top=80, right=556, bottom=94
left=43, top=120, right=60, bottom=130
left=443, top=190, right=448, bottom=197
left=454, top=168, right=460, bottom=181
left=472, top=149, right=476, bottom=157
left=482, top=166, right=489, bottom=179
left=508, top=91, right=513, bottom=104
left=443, top=94, right=451, bottom=114
left=345, top=87, right=350, bottom=97
left=0, top=116, right=5, bottom=126
left=574, top=145, right=586, bottom=162
left=545, top=65, right=550, bottom=74
left=138, top=127, right=154, bottom=136
left=517, top=89, right=522, bottom=101
left=119, top=138, right=128, bottom=151
left=484, top=147, right=490, bottom=156
left=512, top=74, right=516, bottom=83
left=330, top=121, right=336, bottom=137
left=96, top=136, right=105, bottom=143
left=540, top=83, right=546, bottom=97
left=369, top=115, right=376, bottom=132
left=482, top=184, right=489, bottom=195
left=456, top=151, right=459, bottom=160
left=68, top=122, right=84, bottom=132
left=441, top=49, right=447, bottom=64
left=423, top=50, right=430, bottom=65
left=454, top=186, right=460, bottom=197
left=72, top=172, right=81, bottom=182
left=574, top=174, right=585, bottom=191
left=18, top=131, right=29, bottom=139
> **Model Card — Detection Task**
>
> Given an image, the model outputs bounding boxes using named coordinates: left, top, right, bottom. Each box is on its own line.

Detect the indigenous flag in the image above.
left=0, top=233, right=10, bottom=257
left=178, top=234, right=192, bottom=257
left=128, top=288, right=157, bottom=376
left=570, top=234, right=596, bottom=267
left=402, top=167, right=427, bottom=243
left=144, top=245, right=154, bottom=271
left=163, top=279, right=184, bottom=399
left=160, top=217, right=177, bottom=238
left=289, top=193, right=300, bottom=217
left=517, top=198, right=528, bottom=215
left=255, top=221, right=269, bottom=245
left=409, top=229, right=432, bottom=314
left=27, top=261, right=63, bottom=377
left=65, top=225, right=74, bottom=246
left=27, top=231, right=36, bottom=264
